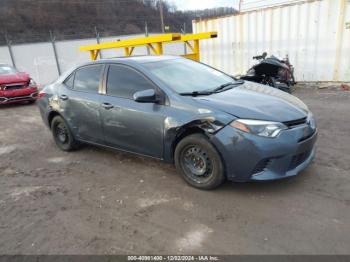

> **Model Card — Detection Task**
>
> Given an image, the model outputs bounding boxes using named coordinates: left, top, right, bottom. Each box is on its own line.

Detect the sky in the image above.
left=169, top=0, right=296, bottom=11
left=170, top=0, right=240, bottom=11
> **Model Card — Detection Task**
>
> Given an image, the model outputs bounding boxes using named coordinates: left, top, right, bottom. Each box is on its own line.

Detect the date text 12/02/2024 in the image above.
left=127, top=256, right=220, bottom=261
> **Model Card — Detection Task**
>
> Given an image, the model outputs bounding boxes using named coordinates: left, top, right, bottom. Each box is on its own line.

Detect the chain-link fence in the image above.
left=0, top=26, right=186, bottom=85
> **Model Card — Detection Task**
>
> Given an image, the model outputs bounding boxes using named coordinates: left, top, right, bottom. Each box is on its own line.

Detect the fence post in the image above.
left=181, top=22, right=187, bottom=55
left=50, top=31, right=61, bottom=76
left=94, top=26, right=102, bottom=59
left=145, top=21, right=150, bottom=55
left=5, top=34, right=16, bottom=68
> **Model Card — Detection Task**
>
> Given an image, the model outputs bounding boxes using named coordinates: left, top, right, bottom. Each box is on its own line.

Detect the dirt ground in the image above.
left=0, top=86, right=349, bottom=255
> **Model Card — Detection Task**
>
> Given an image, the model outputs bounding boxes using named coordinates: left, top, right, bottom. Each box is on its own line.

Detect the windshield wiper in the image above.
left=179, top=91, right=214, bottom=96
left=211, top=80, right=245, bottom=93
left=179, top=80, right=245, bottom=97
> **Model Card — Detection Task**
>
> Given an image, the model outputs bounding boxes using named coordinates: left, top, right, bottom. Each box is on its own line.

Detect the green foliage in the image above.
left=0, top=0, right=236, bottom=44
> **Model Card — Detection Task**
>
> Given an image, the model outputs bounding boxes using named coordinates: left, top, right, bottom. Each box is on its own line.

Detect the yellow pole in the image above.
left=156, top=42, right=163, bottom=55
left=79, top=32, right=217, bottom=61
left=194, top=40, right=200, bottom=61
left=124, top=47, right=130, bottom=56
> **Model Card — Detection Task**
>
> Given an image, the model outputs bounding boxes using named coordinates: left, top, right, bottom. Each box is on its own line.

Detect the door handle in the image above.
left=59, top=94, right=68, bottom=101
left=101, top=102, right=114, bottom=110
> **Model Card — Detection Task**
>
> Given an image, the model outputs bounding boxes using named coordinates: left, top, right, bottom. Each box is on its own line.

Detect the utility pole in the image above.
left=239, top=0, right=243, bottom=12
left=4, top=33, right=16, bottom=68
left=181, top=22, right=187, bottom=55
left=145, top=21, right=150, bottom=55
left=94, top=26, right=102, bottom=58
left=159, top=0, right=165, bottom=33
left=49, top=30, right=61, bottom=76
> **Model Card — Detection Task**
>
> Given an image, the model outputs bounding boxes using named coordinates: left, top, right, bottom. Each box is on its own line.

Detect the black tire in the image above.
left=174, top=134, right=225, bottom=190
left=51, top=115, right=79, bottom=151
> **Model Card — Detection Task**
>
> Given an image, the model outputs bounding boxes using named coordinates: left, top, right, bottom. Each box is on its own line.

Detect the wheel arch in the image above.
left=165, top=118, right=226, bottom=163
left=47, top=111, right=62, bottom=129
left=171, top=126, right=206, bottom=158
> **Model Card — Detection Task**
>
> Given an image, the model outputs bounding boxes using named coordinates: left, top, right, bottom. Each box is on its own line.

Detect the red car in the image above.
left=0, top=64, right=38, bottom=104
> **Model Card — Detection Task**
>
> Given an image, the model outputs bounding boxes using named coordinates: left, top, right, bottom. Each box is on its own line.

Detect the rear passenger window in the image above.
left=107, top=65, right=155, bottom=99
left=64, top=73, right=74, bottom=88
left=74, top=65, right=103, bottom=93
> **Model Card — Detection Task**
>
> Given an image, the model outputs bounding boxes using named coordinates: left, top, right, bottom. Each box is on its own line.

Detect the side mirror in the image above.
left=133, top=89, right=158, bottom=103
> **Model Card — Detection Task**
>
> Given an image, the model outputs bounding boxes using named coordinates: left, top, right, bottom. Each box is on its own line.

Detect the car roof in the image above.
left=94, top=55, right=180, bottom=65
left=57, top=55, right=182, bottom=84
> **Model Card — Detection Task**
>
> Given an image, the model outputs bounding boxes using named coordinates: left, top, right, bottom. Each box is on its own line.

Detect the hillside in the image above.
left=0, top=0, right=237, bottom=45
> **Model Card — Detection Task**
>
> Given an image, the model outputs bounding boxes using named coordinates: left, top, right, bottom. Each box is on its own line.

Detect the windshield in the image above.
left=0, top=65, right=17, bottom=75
left=143, top=58, right=235, bottom=94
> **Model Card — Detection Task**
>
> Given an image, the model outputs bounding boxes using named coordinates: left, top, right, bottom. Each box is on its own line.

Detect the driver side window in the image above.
left=106, top=65, right=155, bottom=99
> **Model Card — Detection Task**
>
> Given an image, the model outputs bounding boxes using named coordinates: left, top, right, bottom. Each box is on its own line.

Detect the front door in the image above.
left=99, top=64, right=165, bottom=158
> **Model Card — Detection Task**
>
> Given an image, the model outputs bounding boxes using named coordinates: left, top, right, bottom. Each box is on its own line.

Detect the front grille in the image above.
left=0, top=92, right=37, bottom=103
left=289, top=150, right=312, bottom=170
left=252, top=159, right=270, bottom=175
left=4, top=83, right=26, bottom=90
left=283, top=117, right=307, bottom=128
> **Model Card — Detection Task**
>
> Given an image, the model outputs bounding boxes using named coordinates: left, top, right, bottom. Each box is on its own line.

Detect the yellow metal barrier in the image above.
left=79, top=32, right=217, bottom=61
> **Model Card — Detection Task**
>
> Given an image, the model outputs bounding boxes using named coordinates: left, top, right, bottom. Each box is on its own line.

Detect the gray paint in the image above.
left=37, top=56, right=317, bottom=181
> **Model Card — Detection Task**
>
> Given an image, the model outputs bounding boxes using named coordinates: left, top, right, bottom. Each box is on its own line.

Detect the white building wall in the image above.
left=0, top=46, right=12, bottom=65
left=11, top=42, right=58, bottom=85
left=193, top=0, right=350, bottom=82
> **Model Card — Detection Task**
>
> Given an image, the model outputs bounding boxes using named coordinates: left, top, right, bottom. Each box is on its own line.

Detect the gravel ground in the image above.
left=0, top=86, right=349, bottom=255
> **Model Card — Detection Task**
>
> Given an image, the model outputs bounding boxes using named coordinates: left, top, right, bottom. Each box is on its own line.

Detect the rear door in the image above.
left=58, top=64, right=105, bottom=144
left=99, top=64, right=166, bottom=158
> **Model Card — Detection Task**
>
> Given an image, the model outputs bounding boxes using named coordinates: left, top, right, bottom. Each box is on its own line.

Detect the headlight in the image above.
left=28, top=78, right=36, bottom=87
left=230, top=119, right=287, bottom=138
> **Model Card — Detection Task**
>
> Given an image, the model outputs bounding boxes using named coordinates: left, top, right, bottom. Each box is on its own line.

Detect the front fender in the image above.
left=162, top=113, right=234, bottom=162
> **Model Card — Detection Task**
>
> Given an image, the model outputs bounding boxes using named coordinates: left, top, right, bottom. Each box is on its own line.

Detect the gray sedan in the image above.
left=37, top=56, right=317, bottom=189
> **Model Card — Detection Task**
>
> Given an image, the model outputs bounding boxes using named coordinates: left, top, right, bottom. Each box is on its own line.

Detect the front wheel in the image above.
left=174, top=134, right=225, bottom=190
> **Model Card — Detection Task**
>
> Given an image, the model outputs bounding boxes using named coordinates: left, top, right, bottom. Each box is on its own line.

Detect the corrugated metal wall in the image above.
left=193, top=0, right=350, bottom=82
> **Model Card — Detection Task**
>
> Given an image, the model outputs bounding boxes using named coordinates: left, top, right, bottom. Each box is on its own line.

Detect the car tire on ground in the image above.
left=51, top=115, right=79, bottom=151
left=174, top=133, right=225, bottom=190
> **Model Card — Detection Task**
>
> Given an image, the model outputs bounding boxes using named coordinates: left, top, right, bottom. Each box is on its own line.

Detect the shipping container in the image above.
left=193, top=0, right=350, bottom=82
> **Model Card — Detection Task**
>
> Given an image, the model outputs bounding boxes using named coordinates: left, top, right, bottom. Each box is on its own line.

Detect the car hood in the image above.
left=193, top=81, right=309, bottom=122
left=0, top=72, right=30, bottom=84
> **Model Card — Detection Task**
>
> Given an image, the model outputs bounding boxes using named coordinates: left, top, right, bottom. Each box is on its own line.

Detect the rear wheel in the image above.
left=51, top=115, right=79, bottom=151
left=174, top=134, right=225, bottom=190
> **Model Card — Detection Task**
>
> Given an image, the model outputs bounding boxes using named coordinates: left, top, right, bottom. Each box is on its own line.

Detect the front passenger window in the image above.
left=107, top=65, right=155, bottom=99
left=74, top=65, right=103, bottom=93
